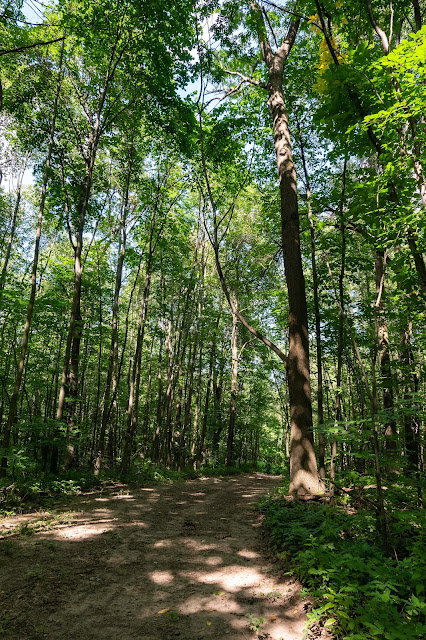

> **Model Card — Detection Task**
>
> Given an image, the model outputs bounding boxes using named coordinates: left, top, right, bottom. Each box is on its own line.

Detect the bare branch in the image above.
left=263, top=6, right=279, bottom=48
left=223, top=68, right=265, bottom=88
left=0, top=36, right=65, bottom=57
left=261, top=0, right=318, bottom=28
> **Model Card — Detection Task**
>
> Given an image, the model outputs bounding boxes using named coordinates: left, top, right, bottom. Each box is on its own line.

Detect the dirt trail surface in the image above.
left=0, top=473, right=307, bottom=640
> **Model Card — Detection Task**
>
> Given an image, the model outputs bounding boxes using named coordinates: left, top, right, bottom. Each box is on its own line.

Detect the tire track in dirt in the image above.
left=0, top=473, right=307, bottom=640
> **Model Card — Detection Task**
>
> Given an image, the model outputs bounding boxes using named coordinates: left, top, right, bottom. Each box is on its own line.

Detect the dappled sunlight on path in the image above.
left=0, top=474, right=307, bottom=640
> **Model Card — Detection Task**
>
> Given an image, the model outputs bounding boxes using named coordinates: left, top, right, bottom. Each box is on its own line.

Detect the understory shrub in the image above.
left=259, top=494, right=426, bottom=640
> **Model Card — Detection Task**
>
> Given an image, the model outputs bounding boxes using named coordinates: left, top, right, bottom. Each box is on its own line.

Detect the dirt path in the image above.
left=0, top=473, right=307, bottom=640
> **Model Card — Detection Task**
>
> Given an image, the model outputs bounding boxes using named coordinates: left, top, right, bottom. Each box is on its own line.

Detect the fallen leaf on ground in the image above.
left=157, top=608, right=169, bottom=615
left=206, top=621, right=212, bottom=626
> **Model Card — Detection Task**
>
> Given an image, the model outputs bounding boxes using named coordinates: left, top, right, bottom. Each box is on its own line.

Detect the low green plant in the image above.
left=245, top=614, right=266, bottom=632
left=259, top=494, right=426, bottom=640
left=166, top=610, right=179, bottom=621
left=19, top=522, right=34, bottom=536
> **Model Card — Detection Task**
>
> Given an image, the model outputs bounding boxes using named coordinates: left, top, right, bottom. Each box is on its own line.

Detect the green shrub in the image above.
left=259, top=495, right=426, bottom=639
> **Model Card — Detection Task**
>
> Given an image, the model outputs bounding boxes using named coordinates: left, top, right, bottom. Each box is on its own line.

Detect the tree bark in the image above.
left=0, top=151, right=29, bottom=304
left=400, top=322, right=421, bottom=495
left=0, top=46, right=63, bottom=476
left=57, top=38, right=124, bottom=470
left=195, top=297, right=222, bottom=468
left=226, top=300, right=238, bottom=466
left=375, top=250, right=396, bottom=461
left=94, top=179, right=130, bottom=475
left=250, top=3, right=321, bottom=495
left=297, top=116, right=325, bottom=479
left=120, top=266, right=152, bottom=474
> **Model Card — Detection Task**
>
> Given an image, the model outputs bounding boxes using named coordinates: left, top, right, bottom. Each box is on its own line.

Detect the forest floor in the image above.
left=0, top=473, right=310, bottom=640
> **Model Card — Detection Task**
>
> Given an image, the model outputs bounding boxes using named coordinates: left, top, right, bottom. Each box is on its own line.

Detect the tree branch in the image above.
left=278, top=16, right=300, bottom=60
left=0, top=36, right=65, bottom=56
left=365, top=0, right=390, bottom=53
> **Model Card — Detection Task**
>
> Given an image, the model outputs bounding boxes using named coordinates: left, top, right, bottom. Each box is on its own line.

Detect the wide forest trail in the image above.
left=0, top=474, right=308, bottom=640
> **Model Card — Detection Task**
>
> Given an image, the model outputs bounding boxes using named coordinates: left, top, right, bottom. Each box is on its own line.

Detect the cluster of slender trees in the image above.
left=0, top=0, right=425, bottom=502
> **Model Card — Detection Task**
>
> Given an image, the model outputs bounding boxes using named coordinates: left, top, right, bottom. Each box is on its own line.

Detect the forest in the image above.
left=0, top=0, right=425, bottom=639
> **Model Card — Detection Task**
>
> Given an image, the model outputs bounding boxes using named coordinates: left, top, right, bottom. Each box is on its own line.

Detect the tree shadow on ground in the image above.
left=0, top=474, right=306, bottom=640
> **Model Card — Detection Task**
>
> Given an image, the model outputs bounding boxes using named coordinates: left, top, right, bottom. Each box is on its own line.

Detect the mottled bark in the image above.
left=250, top=3, right=321, bottom=495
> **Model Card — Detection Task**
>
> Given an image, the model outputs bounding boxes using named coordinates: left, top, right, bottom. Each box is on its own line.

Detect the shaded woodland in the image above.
left=0, top=0, right=425, bottom=636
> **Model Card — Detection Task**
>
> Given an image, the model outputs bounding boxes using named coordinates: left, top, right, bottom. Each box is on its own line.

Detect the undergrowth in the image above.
left=259, top=489, right=426, bottom=640
left=0, top=461, right=259, bottom=515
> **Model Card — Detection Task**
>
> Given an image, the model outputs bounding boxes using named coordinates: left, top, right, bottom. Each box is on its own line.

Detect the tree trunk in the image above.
left=57, top=39, right=122, bottom=470
left=247, top=4, right=322, bottom=495
left=400, top=322, right=421, bottom=501
left=226, top=301, right=238, bottom=466
left=151, top=330, right=164, bottom=462
left=94, top=190, right=129, bottom=475
left=375, top=250, right=396, bottom=462
left=195, top=298, right=222, bottom=468
left=120, top=267, right=152, bottom=474
left=267, top=52, right=319, bottom=495
left=331, top=162, right=347, bottom=497
left=297, top=116, right=325, bottom=479
left=331, top=224, right=345, bottom=497
left=0, top=48, right=63, bottom=476
left=0, top=151, right=29, bottom=305
left=184, top=241, right=206, bottom=442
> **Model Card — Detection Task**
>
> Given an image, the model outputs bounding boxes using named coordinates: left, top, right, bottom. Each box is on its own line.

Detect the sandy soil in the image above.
left=0, top=473, right=308, bottom=640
